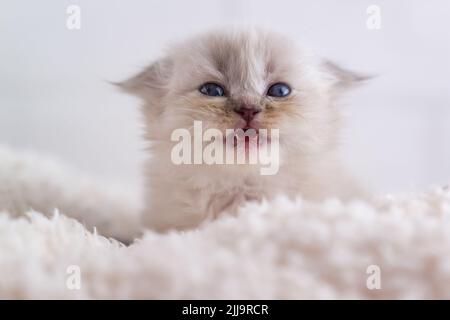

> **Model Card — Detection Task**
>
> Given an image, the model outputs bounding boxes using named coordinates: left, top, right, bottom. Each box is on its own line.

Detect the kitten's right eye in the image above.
left=199, top=83, right=225, bottom=97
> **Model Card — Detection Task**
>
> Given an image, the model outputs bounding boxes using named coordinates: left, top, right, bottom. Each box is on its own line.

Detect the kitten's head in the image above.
left=119, top=29, right=366, bottom=162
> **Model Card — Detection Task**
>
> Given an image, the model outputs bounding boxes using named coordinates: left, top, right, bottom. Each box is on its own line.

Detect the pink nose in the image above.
left=233, top=105, right=261, bottom=122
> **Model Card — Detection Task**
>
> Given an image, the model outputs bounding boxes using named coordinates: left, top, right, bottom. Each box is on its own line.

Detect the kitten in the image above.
left=119, top=29, right=366, bottom=232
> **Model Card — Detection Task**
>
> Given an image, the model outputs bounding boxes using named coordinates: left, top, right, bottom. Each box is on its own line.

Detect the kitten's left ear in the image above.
left=323, top=60, right=371, bottom=90
left=115, top=57, right=173, bottom=99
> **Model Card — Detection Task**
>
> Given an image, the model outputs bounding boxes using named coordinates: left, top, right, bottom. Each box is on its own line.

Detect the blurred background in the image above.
left=1, top=0, right=449, bottom=194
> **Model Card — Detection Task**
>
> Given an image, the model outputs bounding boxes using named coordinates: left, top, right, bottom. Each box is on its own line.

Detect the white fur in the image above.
left=121, top=29, right=366, bottom=231
left=0, top=145, right=450, bottom=299
left=0, top=145, right=142, bottom=241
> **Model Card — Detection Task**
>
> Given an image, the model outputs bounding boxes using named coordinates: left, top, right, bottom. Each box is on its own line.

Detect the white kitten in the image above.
left=120, top=29, right=366, bottom=232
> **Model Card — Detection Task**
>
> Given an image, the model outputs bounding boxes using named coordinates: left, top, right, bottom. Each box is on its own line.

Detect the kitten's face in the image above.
left=121, top=30, right=363, bottom=161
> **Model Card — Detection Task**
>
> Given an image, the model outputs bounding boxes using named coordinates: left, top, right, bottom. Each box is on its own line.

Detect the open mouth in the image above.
left=242, top=126, right=257, bottom=133
left=233, top=127, right=262, bottom=150
left=220, top=125, right=273, bottom=150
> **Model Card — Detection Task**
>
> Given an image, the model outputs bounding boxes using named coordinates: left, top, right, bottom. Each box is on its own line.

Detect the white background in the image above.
left=1, top=0, right=449, bottom=194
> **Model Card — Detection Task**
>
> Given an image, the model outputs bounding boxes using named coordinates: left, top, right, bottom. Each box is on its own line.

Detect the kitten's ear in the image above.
left=116, top=58, right=173, bottom=98
left=323, top=60, right=371, bottom=90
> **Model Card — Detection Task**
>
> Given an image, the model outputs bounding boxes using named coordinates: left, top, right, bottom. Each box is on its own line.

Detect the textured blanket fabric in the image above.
left=0, top=145, right=449, bottom=299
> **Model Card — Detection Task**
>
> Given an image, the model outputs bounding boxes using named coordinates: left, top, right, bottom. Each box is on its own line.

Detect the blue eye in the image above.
left=199, top=83, right=225, bottom=97
left=267, top=83, right=291, bottom=97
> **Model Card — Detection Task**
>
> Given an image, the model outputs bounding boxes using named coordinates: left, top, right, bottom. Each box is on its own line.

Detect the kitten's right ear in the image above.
left=115, top=58, right=173, bottom=98
left=322, top=60, right=372, bottom=90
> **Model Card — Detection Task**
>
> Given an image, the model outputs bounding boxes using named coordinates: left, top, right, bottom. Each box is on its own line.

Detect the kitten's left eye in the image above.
left=199, top=83, right=225, bottom=97
left=267, top=83, right=291, bottom=97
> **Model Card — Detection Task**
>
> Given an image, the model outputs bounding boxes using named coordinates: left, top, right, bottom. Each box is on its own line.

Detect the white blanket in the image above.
left=0, top=145, right=449, bottom=299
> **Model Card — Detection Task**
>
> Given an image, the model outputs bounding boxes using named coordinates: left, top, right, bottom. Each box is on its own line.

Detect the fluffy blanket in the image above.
left=0, top=145, right=449, bottom=299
